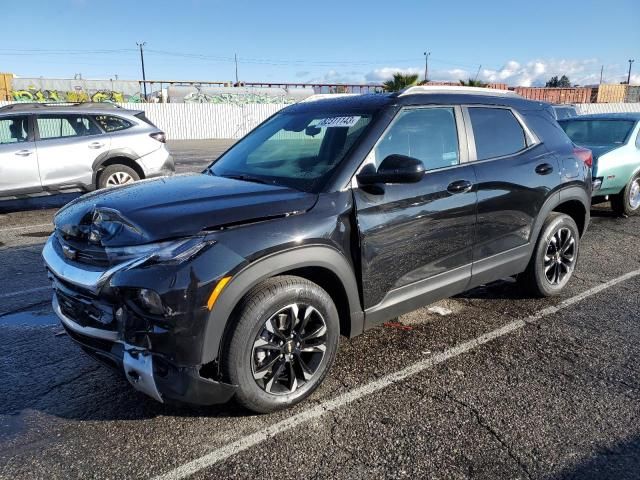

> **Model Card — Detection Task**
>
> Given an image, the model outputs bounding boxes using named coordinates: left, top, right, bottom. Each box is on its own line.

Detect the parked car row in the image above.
left=0, top=102, right=174, bottom=199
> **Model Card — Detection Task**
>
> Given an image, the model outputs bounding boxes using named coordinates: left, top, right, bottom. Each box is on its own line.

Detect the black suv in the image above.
left=43, top=87, right=592, bottom=412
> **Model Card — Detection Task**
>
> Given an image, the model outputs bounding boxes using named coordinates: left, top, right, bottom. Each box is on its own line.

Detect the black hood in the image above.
left=54, top=173, right=318, bottom=246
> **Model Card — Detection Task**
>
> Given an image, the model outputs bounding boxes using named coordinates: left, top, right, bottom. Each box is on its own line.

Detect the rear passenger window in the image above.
left=93, top=115, right=132, bottom=132
left=372, top=107, right=459, bottom=170
left=37, top=115, right=101, bottom=140
left=0, top=116, right=28, bottom=144
left=468, top=107, right=527, bottom=160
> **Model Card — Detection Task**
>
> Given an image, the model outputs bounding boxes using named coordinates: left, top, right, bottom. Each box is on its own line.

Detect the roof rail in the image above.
left=300, top=93, right=360, bottom=103
left=399, top=85, right=519, bottom=97
left=0, top=102, right=123, bottom=112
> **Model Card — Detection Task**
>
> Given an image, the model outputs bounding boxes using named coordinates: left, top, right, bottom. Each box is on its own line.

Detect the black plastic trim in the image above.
left=201, top=245, right=363, bottom=364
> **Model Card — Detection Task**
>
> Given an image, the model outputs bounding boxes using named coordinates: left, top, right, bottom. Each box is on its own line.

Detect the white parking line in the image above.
left=152, top=268, right=640, bottom=480
left=0, top=223, right=52, bottom=233
left=0, top=286, right=50, bottom=299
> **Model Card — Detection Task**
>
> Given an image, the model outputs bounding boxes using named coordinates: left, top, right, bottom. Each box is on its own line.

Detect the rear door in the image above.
left=0, top=114, right=42, bottom=195
left=464, top=106, right=561, bottom=285
left=35, top=114, right=110, bottom=190
left=353, top=106, right=477, bottom=324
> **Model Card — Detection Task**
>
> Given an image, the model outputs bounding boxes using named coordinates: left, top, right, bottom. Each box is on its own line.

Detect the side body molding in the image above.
left=201, top=245, right=364, bottom=365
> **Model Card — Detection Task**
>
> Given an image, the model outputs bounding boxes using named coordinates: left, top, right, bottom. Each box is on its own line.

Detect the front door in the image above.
left=0, top=115, right=41, bottom=196
left=353, top=106, right=477, bottom=325
left=35, top=114, right=109, bottom=190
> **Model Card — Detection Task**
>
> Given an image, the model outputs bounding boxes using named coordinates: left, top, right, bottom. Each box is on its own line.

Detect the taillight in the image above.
left=150, top=132, right=166, bottom=143
left=573, top=146, right=592, bottom=168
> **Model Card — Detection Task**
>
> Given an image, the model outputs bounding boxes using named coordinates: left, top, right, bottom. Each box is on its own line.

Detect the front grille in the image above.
left=57, top=233, right=110, bottom=267
left=51, top=274, right=117, bottom=331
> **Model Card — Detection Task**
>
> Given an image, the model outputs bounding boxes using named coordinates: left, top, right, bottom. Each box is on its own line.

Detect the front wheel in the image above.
left=518, top=213, right=580, bottom=297
left=223, top=276, right=340, bottom=413
left=611, top=173, right=640, bottom=217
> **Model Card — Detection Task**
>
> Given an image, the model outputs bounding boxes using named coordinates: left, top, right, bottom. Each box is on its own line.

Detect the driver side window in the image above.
left=370, top=107, right=460, bottom=170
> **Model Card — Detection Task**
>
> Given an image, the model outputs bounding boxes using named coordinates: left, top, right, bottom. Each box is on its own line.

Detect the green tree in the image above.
left=382, top=73, right=419, bottom=92
left=546, top=75, right=571, bottom=87
left=459, top=78, right=487, bottom=87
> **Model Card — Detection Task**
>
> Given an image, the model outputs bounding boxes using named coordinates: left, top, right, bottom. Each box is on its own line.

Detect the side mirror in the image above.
left=356, top=154, right=425, bottom=185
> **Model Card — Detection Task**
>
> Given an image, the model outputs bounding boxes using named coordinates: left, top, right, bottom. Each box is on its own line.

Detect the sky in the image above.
left=1, top=0, right=639, bottom=86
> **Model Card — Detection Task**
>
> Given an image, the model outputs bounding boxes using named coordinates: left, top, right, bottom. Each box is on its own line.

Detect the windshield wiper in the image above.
left=219, top=173, right=274, bottom=185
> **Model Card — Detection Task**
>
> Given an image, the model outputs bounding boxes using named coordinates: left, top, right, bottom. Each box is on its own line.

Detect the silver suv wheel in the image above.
left=105, top=171, right=135, bottom=187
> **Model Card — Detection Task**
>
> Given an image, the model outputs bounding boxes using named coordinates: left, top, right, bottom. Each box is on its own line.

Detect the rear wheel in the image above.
left=223, top=275, right=339, bottom=413
left=518, top=213, right=580, bottom=297
left=98, top=164, right=140, bottom=189
left=611, top=173, right=640, bottom=217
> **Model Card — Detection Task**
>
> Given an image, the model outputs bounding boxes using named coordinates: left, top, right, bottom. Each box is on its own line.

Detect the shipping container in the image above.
left=513, top=87, right=592, bottom=104
left=625, top=85, right=640, bottom=103
left=595, top=84, right=627, bottom=103
left=0, top=73, right=12, bottom=101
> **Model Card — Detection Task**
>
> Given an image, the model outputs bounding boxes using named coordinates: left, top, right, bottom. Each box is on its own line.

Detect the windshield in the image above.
left=559, top=119, right=635, bottom=146
left=209, top=111, right=372, bottom=192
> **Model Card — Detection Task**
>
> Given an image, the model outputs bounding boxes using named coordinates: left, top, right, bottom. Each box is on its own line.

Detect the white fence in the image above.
left=2, top=101, right=640, bottom=140
left=0, top=101, right=289, bottom=140
left=576, top=103, right=640, bottom=114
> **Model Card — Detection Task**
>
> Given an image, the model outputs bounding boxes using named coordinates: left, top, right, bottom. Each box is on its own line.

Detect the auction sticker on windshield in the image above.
left=317, top=116, right=361, bottom=128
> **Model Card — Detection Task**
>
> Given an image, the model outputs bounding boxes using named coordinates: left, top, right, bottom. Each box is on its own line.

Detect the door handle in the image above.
left=15, top=149, right=33, bottom=157
left=535, top=163, right=554, bottom=175
left=88, top=142, right=105, bottom=149
left=447, top=180, right=473, bottom=194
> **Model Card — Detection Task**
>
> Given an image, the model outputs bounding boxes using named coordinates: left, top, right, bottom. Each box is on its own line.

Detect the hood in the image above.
left=54, top=173, right=318, bottom=246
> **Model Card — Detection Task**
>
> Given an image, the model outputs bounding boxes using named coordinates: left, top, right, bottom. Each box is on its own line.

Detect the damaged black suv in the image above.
left=44, top=87, right=591, bottom=413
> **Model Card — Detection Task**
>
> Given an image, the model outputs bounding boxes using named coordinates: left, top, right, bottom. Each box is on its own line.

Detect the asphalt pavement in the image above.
left=1, top=141, right=639, bottom=479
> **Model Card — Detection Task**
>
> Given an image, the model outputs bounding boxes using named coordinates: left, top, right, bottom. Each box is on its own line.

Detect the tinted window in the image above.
left=93, top=115, right=132, bottom=132
left=372, top=108, right=459, bottom=170
left=553, top=107, right=577, bottom=120
left=210, top=112, right=372, bottom=192
left=469, top=107, right=527, bottom=160
left=0, top=116, right=28, bottom=144
left=559, top=119, right=635, bottom=146
left=37, top=115, right=100, bottom=140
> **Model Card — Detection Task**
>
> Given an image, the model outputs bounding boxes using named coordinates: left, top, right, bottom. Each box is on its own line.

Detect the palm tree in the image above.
left=459, top=78, right=487, bottom=87
left=383, top=73, right=419, bottom=92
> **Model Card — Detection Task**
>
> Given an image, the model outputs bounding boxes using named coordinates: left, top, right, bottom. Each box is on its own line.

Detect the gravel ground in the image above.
left=0, top=140, right=638, bottom=479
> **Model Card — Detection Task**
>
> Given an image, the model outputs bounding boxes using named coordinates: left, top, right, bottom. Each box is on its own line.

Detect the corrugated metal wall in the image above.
left=0, top=101, right=288, bottom=140
left=119, top=102, right=287, bottom=139
left=2, top=101, right=640, bottom=139
left=576, top=103, right=640, bottom=114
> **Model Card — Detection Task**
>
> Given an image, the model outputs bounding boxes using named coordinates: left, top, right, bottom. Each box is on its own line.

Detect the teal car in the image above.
left=559, top=113, right=640, bottom=216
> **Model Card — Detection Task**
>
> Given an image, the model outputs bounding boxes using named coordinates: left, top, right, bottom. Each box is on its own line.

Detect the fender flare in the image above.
left=200, top=245, right=364, bottom=365
left=91, top=148, right=141, bottom=185
left=530, top=186, right=590, bottom=244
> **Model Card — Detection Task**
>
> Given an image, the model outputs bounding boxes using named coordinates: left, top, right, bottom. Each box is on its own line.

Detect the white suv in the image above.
left=0, top=103, right=174, bottom=199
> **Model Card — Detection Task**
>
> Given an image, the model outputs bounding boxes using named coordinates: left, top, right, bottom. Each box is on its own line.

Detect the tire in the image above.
left=610, top=173, right=640, bottom=217
left=98, top=164, right=140, bottom=189
left=223, top=275, right=340, bottom=413
left=518, top=213, right=580, bottom=297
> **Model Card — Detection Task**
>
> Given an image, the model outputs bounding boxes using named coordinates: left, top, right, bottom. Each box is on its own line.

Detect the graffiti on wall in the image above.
left=169, top=85, right=314, bottom=104
left=11, top=87, right=143, bottom=103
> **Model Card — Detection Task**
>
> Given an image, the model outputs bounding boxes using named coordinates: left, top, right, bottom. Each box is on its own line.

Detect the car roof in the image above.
left=561, top=112, right=640, bottom=122
left=285, top=87, right=544, bottom=115
left=0, top=102, right=142, bottom=116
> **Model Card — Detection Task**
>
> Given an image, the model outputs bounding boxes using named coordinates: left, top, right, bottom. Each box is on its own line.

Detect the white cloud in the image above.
left=306, top=59, right=639, bottom=87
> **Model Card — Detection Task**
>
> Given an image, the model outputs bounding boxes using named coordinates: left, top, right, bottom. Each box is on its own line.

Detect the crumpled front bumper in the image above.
left=45, top=234, right=236, bottom=406
left=55, top=296, right=237, bottom=405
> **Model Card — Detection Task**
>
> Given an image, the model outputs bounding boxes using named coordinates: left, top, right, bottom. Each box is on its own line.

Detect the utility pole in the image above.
left=627, top=59, right=635, bottom=84
left=474, top=65, right=482, bottom=82
left=137, top=42, right=147, bottom=99
left=599, top=65, right=603, bottom=84
left=234, top=53, right=239, bottom=86
left=423, top=51, right=430, bottom=83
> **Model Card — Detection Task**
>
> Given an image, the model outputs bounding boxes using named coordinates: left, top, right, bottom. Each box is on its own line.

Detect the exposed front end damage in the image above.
left=44, top=231, right=239, bottom=405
